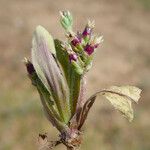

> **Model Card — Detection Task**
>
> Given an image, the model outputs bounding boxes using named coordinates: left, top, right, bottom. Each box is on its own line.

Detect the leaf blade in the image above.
left=95, top=86, right=141, bottom=122
left=102, top=86, right=141, bottom=122
left=31, top=26, right=71, bottom=123
left=54, top=39, right=82, bottom=116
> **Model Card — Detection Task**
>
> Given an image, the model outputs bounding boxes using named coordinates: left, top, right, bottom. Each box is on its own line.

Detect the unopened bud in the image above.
left=24, top=58, right=35, bottom=75
left=71, top=37, right=81, bottom=47
left=69, top=53, right=78, bottom=62
left=84, top=44, right=94, bottom=55
left=71, top=61, right=83, bottom=75
left=82, top=20, right=95, bottom=37
left=60, top=11, right=73, bottom=32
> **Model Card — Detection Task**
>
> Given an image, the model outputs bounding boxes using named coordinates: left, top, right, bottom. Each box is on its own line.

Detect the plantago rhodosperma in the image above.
left=24, top=11, right=142, bottom=150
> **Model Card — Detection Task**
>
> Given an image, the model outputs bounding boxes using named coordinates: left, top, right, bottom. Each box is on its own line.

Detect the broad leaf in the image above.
left=106, top=86, right=141, bottom=103
left=35, top=77, right=66, bottom=131
left=39, top=90, right=66, bottom=132
left=91, top=86, right=142, bottom=122
left=73, top=86, right=142, bottom=130
left=32, top=26, right=70, bottom=123
left=32, top=25, right=56, bottom=93
left=101, top=86, right=141, bottom=122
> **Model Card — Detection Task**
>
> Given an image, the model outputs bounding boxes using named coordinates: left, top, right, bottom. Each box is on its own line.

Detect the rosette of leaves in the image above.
left=24, top=11, right=142, bottom=150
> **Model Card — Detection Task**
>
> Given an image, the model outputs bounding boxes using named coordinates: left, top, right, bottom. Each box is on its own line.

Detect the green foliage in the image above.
left=95, top=86, right=141, bottom=122
left=54, top=39, right=82, bottom=116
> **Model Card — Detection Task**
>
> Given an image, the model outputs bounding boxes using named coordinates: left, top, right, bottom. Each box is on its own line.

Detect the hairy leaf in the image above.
left=73, top=86, right=142, bottom=129
left=90, top=86, right=142, bottom=122
left=101, top=86, right=141, bottom=122
left=32, top=26, right=70, bottom=123
left=39, top=90, right=66, bottom=132
left=26, top=64, right=67, bottom=131
left=106, top=86, right=141, bottom=103
left=32, top=25, right=56, bottom=92
left=54, top=39, right=82, bottom=116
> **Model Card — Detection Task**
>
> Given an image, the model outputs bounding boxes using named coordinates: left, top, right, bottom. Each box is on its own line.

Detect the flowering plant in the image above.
left=24, top=11, right=141, bottom=150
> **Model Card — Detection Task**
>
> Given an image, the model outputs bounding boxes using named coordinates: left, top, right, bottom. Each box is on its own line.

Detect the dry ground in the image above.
left=0, top=0, right=150, bottom=149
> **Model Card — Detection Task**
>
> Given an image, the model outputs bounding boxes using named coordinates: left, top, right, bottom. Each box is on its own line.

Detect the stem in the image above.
left=77, top=75, right=86, bottom=108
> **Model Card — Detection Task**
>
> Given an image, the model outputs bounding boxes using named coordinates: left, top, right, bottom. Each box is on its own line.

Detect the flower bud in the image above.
left=69, top=53, right=78, bottom=62
left=24, top=58, right=37, bottom=86
left=84, top=44, right=94, bottom=55
left=60, top=11, right=73, bottom=32
left=91, top=36, right=103, bottom=48
left=71, top=61, right=83, bottom=75
left=24, top=58, right=35, bottom=75
left=82, top=27, right=92, bottom=37
left=71, top=38, right=81, bottom=47
left=82, top=20, right=95, bottom=37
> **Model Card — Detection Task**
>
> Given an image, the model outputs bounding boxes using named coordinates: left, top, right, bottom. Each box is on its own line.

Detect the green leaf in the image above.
left=54, top=39, right=82, bottom=116
left=71, top=61, right=84, bottom=75
left=102, top=86, right=141, bottom=122
left=89, top=86, right=142, bottom=122
left=34, top=25, right=56, bottom=54
left=32, top=26, right=70, bottom=123
left=31, top=26, right=56, bottom=93
left=26, top=66, right=66, bottom=131
left=106, top=86, right=141, bottom=103
left=60, top=11, right=73, bottom=32
left=37, top=79, right=66, bottom=132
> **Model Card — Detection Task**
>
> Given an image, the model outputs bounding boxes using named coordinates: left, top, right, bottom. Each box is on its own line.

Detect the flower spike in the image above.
left=60, top=11, right=73, bottom=32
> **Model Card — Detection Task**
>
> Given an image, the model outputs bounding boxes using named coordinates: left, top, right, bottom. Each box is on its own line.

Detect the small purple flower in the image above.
left=82, top=20, right=95, bottom=37
left=82, top=27, right=92, bottom=37
left=84, top=44, right=94, bottom=55
left=71, top=38, right=81, bottom=47
left=69, top=53, right=78, bottom=62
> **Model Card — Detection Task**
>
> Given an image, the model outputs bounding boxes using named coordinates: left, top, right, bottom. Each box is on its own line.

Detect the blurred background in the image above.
left=0, top=0, right=150, bottom=149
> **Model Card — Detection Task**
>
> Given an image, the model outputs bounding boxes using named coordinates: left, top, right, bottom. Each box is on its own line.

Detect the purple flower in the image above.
left=82, top=20, right=95, bottom=37
left=82, top=27, right=92, bottom=37
left=69, top=53, right=78, bottom=62
left=84, top=44, right=94, bottom=55
left=71, top=38, right=81, bottom=47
